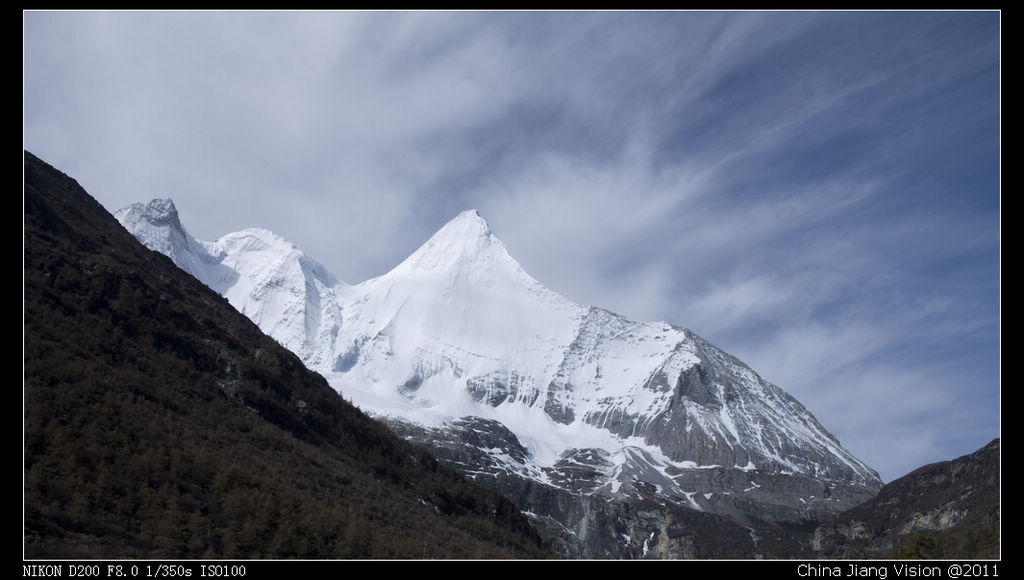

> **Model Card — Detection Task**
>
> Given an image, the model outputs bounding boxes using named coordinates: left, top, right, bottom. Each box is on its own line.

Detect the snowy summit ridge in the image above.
left=118, top=202, right=882, bottom=532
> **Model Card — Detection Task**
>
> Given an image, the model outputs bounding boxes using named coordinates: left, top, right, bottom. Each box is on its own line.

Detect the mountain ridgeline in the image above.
left=23, top=151, right=550, bottom=559
left=114, top=189, right=889, bottom=558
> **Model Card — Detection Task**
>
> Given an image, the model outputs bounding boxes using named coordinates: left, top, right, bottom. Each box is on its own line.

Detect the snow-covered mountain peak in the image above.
left=390, top=209, right=515, bottom=277
left=124, top=197, right=175, bottom=218
left=452, top=208, right=489, bottom=231
left=125, top=197, right=179, bottom=223
left=336, top=211, right=588, bottom=408
left=114, top=198, right=227, bottom=282
left=115, top=198, right=184, bottom=248
left=117, top=201, right=883, bottom=521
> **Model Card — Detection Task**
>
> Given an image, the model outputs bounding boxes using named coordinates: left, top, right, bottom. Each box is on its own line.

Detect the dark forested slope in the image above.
left=23, top=151, right=550, bottom=559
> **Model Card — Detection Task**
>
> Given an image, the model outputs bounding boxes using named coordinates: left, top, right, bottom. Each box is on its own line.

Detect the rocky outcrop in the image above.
left=813, top=439, right=1000, bottom=559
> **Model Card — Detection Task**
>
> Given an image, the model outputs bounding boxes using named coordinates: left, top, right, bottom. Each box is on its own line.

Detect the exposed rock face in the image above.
left=813, top=439, right=1000, bottom=559
left=388, top=416, right=752, bottom=558
left=386, top=416, right=876, bottom=558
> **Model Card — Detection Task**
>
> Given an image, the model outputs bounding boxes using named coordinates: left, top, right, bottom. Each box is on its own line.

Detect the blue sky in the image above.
left=24, top=10, right=999, bottom=482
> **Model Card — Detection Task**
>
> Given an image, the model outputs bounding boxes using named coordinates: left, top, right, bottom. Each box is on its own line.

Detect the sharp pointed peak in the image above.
left=444, top=209, right=491, bottom=234
left=433, top=208, right=502, bottom=246
left=377, top=208, right=524, bottom=281
left=455, top=208, right=484, bottom=220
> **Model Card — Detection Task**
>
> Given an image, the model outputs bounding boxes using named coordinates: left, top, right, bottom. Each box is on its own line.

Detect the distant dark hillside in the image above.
left=813, top=438, right=999, bottom=559
left=23, top=151, right=551, bottom=559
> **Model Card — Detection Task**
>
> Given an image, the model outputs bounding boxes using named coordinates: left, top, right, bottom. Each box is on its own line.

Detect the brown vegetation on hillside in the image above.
left=23, top=151, right=550, bottom=559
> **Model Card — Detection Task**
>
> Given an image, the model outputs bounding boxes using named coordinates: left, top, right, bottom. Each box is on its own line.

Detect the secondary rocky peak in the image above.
left=145, top=197, right=179, bottom=218
left=116, top=198, right=181, bottom=229
left=114, top=198, right=202, bottom=265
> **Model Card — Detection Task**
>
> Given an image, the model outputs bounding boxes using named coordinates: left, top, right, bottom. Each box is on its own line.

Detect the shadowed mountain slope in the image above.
left=23, top=151, right=550, bottom=559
